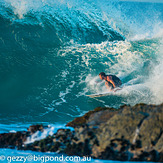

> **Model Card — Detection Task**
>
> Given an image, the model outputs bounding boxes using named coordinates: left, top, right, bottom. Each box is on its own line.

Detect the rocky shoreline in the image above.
left=0, top=103, right=163, bottom=162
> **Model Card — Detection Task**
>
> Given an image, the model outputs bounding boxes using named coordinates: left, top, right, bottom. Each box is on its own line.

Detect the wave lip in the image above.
left=0, top=0, right=125, bottom=44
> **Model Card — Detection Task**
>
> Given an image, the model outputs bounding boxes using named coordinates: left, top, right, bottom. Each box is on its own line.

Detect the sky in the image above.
left=119, top=0, right=163, bottom=3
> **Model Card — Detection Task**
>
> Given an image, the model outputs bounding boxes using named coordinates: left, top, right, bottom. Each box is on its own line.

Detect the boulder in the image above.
left=0, top=103, right=162, bottom=162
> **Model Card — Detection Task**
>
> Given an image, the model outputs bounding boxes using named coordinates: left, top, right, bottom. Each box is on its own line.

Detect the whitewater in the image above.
left=0, top=0, right=163, bottom=162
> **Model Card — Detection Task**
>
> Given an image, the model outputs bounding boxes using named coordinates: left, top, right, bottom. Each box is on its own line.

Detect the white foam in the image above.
left=145, top=38, right=163, bottom=104
left=24, top=124, right=74, bottom=144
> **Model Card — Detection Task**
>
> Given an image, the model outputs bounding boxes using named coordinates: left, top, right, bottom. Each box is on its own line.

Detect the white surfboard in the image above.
left=86, top=92, right=111, bottom=98
left=86, top=88, right=122, bottom=98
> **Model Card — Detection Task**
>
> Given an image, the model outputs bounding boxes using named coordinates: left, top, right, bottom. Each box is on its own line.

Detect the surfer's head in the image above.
left=99, top=72, right=106, bottom=80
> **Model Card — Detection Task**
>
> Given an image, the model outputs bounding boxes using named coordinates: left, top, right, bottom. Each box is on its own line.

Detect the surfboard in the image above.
left=86, top=88, right=122, bottom=98
left=86, top=92, right=111, bottom=98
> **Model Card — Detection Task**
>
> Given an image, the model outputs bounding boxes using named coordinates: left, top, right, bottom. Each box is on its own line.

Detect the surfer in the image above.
left=98, top=72, right=122, bottom=91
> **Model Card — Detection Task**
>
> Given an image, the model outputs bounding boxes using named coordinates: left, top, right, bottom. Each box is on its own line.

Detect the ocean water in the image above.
left=0, top=0, right=163, bottom=162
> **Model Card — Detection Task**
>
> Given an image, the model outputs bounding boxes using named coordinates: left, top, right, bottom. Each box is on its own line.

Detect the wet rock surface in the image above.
left=0, top=103, right=162, bottom=162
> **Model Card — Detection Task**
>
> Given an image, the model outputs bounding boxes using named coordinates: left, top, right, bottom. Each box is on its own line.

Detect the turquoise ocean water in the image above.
left=0, top=0, right=163, bottom=162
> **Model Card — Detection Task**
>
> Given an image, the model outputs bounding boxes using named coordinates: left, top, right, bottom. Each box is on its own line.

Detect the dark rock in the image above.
left=0, top=132, right=27, bottom=148
left=64, top=140, right=91, bottom=156
left=68, top=103, right=163, bottom=161
left=66, top=107, right=117, bottom=127
left=159, top=152, right=163, bottom=162
left=49, top=142, right=61, bottom=152
left=28, top=124, right=44, bottom=134
left=0, top=103, right=162, bottom=162
left=135, top=140, right=142, bottom=148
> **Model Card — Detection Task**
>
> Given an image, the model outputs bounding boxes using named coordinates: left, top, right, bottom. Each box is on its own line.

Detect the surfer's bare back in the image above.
left=99, top=72, right=122, bottom=90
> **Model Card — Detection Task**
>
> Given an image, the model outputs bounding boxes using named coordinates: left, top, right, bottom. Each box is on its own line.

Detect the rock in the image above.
left=0, top=131, right=28, bottom=149
left=66, top=107, right=117, bottom=127
left=138, top=112, right=162, bottom=149
left=95, top=110, right=147, bottom=151
left=0, top=103, right=162, bottom=162
left=155, top=133, right=163, bottom=152
left=64, top=140, right=92, bottom=156
left=28, top=124, right=44, bottom=134
left=66, top=103, right=163, bottom=161
left=0, top=125, right=46, bottom=149
left=159, top=152, right=163, bottom=162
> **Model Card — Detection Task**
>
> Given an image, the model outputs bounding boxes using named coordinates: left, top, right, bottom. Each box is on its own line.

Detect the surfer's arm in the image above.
left=107, top=76, right=116, bottom=88
left=109, top=80, right=116, bottom=88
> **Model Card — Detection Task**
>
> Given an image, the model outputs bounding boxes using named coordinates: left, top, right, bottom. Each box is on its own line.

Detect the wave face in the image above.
left=0, top=0, right=163, bottom=125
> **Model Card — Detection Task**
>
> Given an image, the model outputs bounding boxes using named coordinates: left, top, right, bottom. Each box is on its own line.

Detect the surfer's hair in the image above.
left=99, top=72, right=106, bottom=76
